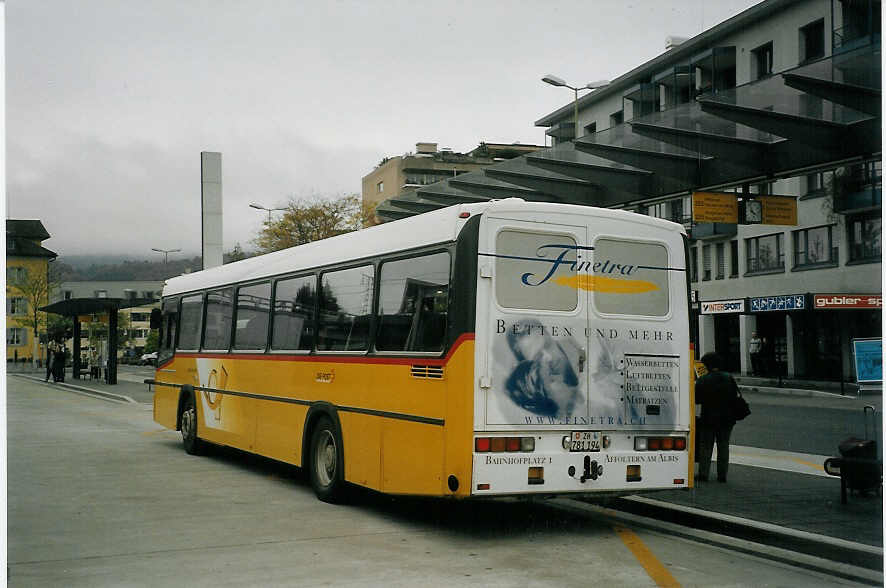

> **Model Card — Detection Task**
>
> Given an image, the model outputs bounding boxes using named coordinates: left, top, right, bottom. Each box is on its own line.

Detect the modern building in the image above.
left=375, top=0, right=881, bottom=383
left=6, top=219, right=57, bottom=363
left=53, top=281, right=163, bottom=359
left=362, top=141, right=543, bottom=211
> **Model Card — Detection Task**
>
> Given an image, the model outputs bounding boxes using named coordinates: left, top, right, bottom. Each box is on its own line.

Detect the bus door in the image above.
left=480, top=217, right=591, bottom=429
left=583, top=227, right=682, bottom=430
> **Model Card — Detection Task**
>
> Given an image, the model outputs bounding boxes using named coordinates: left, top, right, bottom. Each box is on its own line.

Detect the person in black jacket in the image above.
left=695, top=352, right=739, bottom=483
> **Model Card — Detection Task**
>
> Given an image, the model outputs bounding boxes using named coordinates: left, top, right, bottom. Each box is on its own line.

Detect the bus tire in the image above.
left=309, top=416, right=345, bottom=503
left=181, top=393, right=205, bottom=456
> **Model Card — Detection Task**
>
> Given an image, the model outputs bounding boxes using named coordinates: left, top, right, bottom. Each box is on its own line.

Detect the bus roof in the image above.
left=162, top=199, right=685, bottom=297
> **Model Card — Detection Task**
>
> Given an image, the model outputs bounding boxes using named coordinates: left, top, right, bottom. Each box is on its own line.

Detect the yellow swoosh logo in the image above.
left=554, top=274, right=660, bottom=293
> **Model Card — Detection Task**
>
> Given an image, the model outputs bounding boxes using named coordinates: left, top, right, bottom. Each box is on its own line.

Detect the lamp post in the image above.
left=249, top=202, right=287, bottom=225
left=541, top=75, right=610, bottom=139
left=151, top=247, right=181, bottom=265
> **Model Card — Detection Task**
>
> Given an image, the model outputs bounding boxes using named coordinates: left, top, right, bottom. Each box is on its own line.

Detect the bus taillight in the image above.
left=634, top=436, right=687, bottom=451
left=474, top=437, right=536, bottom=453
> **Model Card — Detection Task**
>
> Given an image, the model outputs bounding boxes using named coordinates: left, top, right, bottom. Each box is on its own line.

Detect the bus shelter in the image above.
left=39, top=297, right=153, bottom=385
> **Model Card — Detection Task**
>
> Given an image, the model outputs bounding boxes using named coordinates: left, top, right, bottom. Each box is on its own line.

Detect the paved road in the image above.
left=734, top=391, right=882, bottom=456
left=7, top=376, right=862, bottom=587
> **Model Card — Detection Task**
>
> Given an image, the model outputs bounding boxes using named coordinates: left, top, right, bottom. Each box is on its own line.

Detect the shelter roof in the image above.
left=40, top=298, right=155, bottom=317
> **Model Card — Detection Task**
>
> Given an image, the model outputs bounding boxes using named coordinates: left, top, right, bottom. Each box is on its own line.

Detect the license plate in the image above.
left=570, top=431, right=601, bottom=452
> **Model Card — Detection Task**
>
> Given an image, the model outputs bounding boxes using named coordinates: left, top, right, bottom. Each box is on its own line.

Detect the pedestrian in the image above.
left=748, top=331, right=762, bottom=376
left=44, top=342, right=55, bottom=382
left=695, top=352, right=740, bottom=483
left=53, top=341, right=65, bottom=383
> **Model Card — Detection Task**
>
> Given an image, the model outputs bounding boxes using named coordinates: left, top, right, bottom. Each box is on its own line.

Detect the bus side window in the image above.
left=177, top=294, right=204, bottom=350
left=318, top=265, right=374, bottom=352
left=158, top=298, right=179, bottom=364
left=234, top=282, right=271, bottom=350
left=203, top=288, right=234, bottom=350
left=271, top=275, right=316, bottom=351
left=376, top=252, right=450, bottom=353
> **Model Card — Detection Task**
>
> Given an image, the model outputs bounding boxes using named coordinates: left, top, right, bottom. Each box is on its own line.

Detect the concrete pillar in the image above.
left=739, top=314, right=757, bottom=376
left=786, top=314, right=795, bottom=377
left=201, top=152, right=224, bottom=270
left=699, top=314, right=716, bottom=357
left=108, top=310, right=118, bottom=385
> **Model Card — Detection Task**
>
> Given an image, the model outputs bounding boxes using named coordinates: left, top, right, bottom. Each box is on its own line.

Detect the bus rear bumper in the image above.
left=470, top=450, right=691, bottom=496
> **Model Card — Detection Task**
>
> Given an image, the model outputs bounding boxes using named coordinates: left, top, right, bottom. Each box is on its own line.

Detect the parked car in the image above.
left=139, top=352, right=158, bottom=366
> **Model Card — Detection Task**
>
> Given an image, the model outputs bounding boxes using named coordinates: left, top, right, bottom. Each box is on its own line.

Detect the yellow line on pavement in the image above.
left=614, top=525, right=681, bottom=588
left=141, top=429, right=173, bottom=436
left=792, top=458, right=825, bottom=471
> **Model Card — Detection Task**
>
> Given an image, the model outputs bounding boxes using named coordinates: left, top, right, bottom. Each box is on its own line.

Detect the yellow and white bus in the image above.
left=151, top=198, right=693, bottom=502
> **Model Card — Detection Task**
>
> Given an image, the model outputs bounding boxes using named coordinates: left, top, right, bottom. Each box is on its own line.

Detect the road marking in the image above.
left=614, top=525, right=680, bottom=587
left=791, top=458, right=825, bottom=472
left=141, top=429, right=174, bottom=436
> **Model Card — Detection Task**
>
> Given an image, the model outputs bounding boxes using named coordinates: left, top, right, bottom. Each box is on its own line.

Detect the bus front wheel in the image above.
left=309, top=417, right=345, bottom=503
left=181, top=394, right=205, bottom=456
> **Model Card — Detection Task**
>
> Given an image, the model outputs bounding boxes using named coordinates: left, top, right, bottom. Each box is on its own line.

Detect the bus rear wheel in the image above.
left=181, top=394, right=205, bottom=455
left=309, top=417, right=345, bottom=503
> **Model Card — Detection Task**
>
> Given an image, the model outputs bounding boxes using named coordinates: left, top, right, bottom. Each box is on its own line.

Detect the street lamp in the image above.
left=151, top=247, right=181, bottom=264
left=249, top=202, right=287, bottom=225
left=542, top=74, right=610, bottom=139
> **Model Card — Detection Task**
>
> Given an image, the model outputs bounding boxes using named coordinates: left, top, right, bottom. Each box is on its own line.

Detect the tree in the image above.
left=143, top=329, right=159, bottom=354
left=10, top=269, right=52, bottom=366
left=252, top=195, right=376, bottom=253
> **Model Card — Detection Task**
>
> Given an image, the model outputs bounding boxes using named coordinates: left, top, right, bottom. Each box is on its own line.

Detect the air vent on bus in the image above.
left=411, top=365, right=444, bottom=379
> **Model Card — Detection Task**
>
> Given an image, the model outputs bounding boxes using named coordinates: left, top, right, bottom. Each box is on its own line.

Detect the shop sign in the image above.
left=700, top=299, right=745, bottom=314
left=813, top=294, right=882, bottom=309
left=852, top=338, right=882, bottom=384
left=749, top=294, right=805, bottom=312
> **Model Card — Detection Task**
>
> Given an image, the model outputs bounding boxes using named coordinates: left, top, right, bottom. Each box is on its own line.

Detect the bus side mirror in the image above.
left=150, top=308, right=162, bottom=330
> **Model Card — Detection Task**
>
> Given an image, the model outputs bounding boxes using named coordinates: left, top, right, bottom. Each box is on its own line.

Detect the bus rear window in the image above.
left=592, top=238, right=670, bottom=316
left=495, top=229, right=577, bottom=311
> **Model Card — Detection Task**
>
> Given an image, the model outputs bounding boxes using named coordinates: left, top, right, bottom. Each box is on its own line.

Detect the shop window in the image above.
left=752, top=42, right=773, bottom=80
left=203, top=288, right=234, bottom=350
left=318, top=265, right=374, bottom=351
left=376, top=252, right=450, bottom=352
left=715, top=243, right=725, bottom=279
left=793, top=225, right=837, bottom=267
left=746, top=233, right=784, bottom=273
left=800, top=19, right=825, bottom=62
left=702, top=245, right=711, bottom=281
left=271, top=275, right=316, bottom=351
left=729, top=241, right=739, bottom=277
left=234, top=282, right=271, bottom=350
left=848, top=212, right=881, bottom=262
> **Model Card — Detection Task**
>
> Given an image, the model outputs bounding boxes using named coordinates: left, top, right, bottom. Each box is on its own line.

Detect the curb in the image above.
left=547, top=497, right=883, bottom=586
left=14, top=374, right=139, bottom=404
left=739, top=385, right=869, bottom=399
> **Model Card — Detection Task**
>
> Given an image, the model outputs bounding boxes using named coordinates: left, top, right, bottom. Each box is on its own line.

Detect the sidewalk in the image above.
left=735, top=374, right=880, bottom=397
left=9, top=365, right=155, bottom=404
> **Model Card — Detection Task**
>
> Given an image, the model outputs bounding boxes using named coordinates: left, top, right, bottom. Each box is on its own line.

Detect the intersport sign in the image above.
left=700, top=299, right=745, bottom=314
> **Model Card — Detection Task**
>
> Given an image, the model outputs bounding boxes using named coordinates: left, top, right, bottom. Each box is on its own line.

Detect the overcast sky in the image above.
left=7, top=0, right=760, bottom=258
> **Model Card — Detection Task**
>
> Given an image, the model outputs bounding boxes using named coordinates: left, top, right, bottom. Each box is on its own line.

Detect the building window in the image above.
left=6, top=328, right=27, bottom=346
left=689, top=247, right=698, bottom=282
left=124, top=289, right=137, bottom=300
left=848, top=212, right=881, bottom=262
left=701, top=245, right=711, bottom=280
left=800, top=19, right=825, bottom=62
left=377, top=181, right=384, bottom=193
left=7, top=297, right=28, bottom=316
left=6, top=266, right=28, bottom=284
left=610, top=110, right=623, bottom=127
left=94, top=290, right=108, bottom=298
left=584, top=122, right=597, bottom=135
left=729, top=240, right=739, bottom=277
left=752, top=42, right=773, bottom=80
left=647, top=196, right=691, bottom=224
left=63, top=290, right=73, bottom=300
left=715, top=243, right=725, bottom=279
left=793, top=225, right=837, bottom=267
left=746, top=233, right=784, bottom=273
left=141, top=291, right=154, bottom=300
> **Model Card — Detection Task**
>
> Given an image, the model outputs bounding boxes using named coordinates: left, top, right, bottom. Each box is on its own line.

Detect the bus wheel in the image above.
left=310, top=417, right=345, bottom=503
left=181, top=394, right=204, bottom=456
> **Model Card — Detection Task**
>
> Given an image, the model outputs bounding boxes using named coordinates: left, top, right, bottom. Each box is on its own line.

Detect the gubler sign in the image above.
left=700, top=299, right=745, bottom=314
left=814, top=294, right=882, bottom=309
